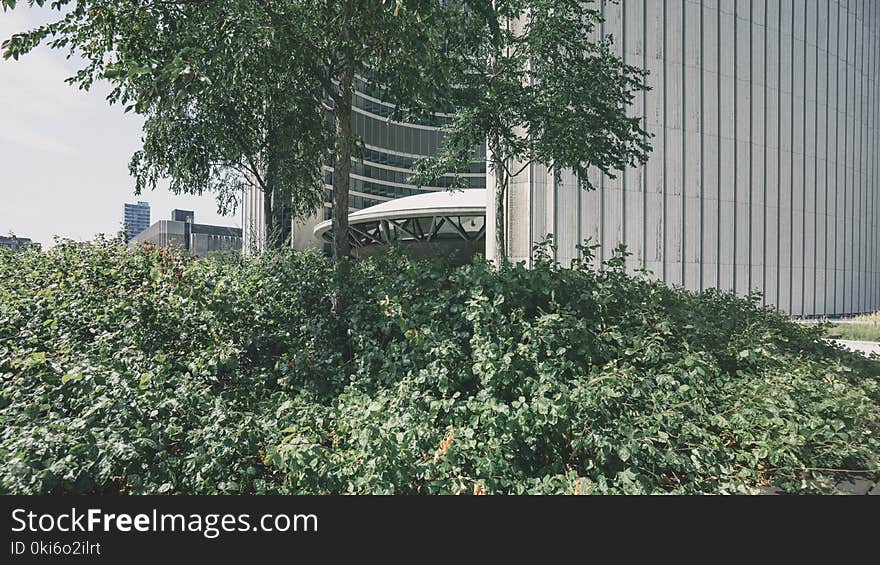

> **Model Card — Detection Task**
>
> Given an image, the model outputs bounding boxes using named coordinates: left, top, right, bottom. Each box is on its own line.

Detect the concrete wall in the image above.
left=132, top=220, right=242, bottom=255
left=241, top=180, right=266, bottom=255
left=132, top=220, right=187, bottom=250
left=241, top=183, right=323, bottom=253
left=493, top=0, right=880, bottom=316
left=190, top=233, right=242, bottom=256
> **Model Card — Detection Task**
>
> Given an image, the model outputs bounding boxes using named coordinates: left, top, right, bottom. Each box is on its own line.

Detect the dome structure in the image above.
left=313, top=189, right=486, bottom=262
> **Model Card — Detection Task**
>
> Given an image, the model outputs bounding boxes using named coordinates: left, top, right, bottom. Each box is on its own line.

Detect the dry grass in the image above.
left=852, top=312, right=880, bottom=324
left=825, top=312, right=880, bottom=342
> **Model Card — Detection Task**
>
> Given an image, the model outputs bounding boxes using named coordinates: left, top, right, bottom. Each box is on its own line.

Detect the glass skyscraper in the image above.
left=123, top=201, right=151, bottom=241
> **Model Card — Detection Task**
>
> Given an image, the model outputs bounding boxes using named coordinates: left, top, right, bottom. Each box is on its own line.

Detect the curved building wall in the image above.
left=493, top=0, right=880, bottom=316
left=327, top=79, right=485, bottom=214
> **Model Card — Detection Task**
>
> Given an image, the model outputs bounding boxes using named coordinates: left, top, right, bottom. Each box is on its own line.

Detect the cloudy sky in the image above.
left=0, top=8, right=241, bottom=249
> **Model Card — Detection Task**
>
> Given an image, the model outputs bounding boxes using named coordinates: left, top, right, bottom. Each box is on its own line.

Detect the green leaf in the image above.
left=61, top=371, right=83, bottom=384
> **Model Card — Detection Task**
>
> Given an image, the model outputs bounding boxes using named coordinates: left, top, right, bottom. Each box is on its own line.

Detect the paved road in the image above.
left=830, top=339, right=880, bottom=356
left=795, top=318, right=879, bottom=325
left=836, top=477, right=880, bottom=495
left=759, top=476, right=880, bottom=495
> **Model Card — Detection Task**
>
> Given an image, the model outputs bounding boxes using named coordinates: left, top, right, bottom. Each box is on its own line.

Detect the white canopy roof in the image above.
left=313, top=189, right=486, bottom=240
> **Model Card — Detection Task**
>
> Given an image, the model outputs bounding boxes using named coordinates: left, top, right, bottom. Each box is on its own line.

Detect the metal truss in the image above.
left=320, top=214, right=486, bottom=250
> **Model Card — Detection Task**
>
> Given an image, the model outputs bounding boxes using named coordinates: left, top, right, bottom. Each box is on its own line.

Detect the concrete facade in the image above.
left=241, top=179, right=268, bottom=255
left=492, top=0, right=880, bottom=316
left=132, top=212, right=242, bottom=255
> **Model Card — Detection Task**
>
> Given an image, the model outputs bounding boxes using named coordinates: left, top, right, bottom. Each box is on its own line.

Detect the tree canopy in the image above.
left=413, top=0, right=653, bottom=261
left=1, top=0, right=457, bottom=254
left=3, top=0, right=652, bottom=260
left=2, top=1, right=331, bottom=248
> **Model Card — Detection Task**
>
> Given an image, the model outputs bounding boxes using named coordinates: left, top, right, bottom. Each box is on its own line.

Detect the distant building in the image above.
left=171, top=209, right=195, bottom=223
left=131, top=210, right=242, bottom=255
left=123, top=201, right=151, bottom=241
left=0, top=235, right=40, bottom=252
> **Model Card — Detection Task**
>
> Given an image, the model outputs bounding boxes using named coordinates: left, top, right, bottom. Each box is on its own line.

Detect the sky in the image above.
left=0, top=9, right=241, bottom=249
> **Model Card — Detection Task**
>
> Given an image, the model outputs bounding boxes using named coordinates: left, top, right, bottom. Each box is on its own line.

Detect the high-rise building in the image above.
left=492, top=0, right=880, bottom=317
left=241, top=76, right=486, bottom=254
left=123, top=201, right=151, bottom=241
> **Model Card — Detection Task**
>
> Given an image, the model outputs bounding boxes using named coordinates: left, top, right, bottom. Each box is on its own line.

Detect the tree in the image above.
left=2, top=0, right=332, bottom=250
left=2, top=0, right=467, bottom=362
left=2, top=0, right=455, bottom=257
left=250, top=0, right=458, bottom=261
left=121, top=4, right=333, bottom=250
left=413, top=0, right=653, bottom=263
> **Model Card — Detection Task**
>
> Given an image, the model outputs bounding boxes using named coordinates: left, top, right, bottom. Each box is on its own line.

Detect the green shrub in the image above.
left=0, top=239, right=877, bottom=494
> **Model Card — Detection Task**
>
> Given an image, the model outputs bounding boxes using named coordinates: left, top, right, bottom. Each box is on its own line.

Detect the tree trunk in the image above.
left=330, top=65, right=355, bottom=362
left=263, top=183, right=275, bottom=250
left=332, top=67, right=354, bottom=262
left=492, top=153, right=507, bottom=264
left=263, top=114, right=292, bottom=250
